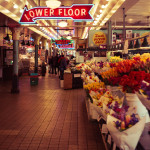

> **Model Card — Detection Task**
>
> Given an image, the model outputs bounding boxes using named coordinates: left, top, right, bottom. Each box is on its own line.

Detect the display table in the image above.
left=64, top=73, right=72, bottom=89
left=63, top=70, right=83, bottom=90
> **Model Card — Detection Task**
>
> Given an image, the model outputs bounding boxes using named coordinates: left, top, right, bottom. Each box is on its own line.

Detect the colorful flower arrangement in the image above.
left=76, top=63, right=85, bottom=70
left=101, top=67, right=118, bottom=80
left=139, top=81, right=150, bottom=100
left=114, top=113, right=139, bottom=131
left=90, top=88, right=107, bottom=100
left=110, top=56, right=123, bottom=63
left=100, top=91, right=123, bottom=108
left=108, top=76, right=121, bottom=86
left=83, top=82, right=105, bottom=91
left=84, top=68, right=92, bottom=76
left=136, top=80, right=150, bottom=110
left=116, top=59, right=134, bottom=75
left=119, top=71, right=145, bottom=93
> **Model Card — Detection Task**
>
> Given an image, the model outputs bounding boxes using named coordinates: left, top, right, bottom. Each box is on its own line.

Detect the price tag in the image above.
left=74, top=74, right=81, bottom=77
left=102, top=124, right=108, bottom=134
left=107, top=134, right=111, bottom=145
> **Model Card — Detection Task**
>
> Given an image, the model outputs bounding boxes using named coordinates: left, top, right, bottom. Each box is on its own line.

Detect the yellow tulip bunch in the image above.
left=83, top=82, right=105, bottom=91
left=133, top=53, right=150, bottom=62
left=110, top=56, right=123, bottom=63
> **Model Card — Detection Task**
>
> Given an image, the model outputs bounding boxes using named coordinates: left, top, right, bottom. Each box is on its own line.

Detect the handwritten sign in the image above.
left=93, top=31, right=106, bottom=46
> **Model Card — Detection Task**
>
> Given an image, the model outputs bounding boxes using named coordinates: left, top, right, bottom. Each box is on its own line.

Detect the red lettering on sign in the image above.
left=19, top=4, right=93, bottom=24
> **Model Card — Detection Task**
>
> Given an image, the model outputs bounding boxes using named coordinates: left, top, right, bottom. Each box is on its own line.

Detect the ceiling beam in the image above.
left=21, top=25, right=104, bottom=28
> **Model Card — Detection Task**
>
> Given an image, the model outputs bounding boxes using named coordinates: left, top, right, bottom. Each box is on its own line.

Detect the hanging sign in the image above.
left=19, top=4, right=94, bottom=24
left=93, top=31, right=107, bottom=46
left=52, top=38, right=75, bottom=49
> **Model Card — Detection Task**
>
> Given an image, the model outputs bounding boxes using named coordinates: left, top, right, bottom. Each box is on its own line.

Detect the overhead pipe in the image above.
left=123, top=8, right=126, bottom=41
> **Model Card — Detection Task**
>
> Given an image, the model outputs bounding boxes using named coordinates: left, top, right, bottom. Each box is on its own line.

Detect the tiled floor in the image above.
left=0, top=74, right=105, bottom=150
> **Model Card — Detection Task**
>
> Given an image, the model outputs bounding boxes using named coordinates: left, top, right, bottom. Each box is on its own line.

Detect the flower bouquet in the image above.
left=84, top=84, right=105, bottom=120
left=136, top=80, right=150, bottom=110
left=119, top=71, right=149, bottom=122
left=99, top=92, right=124, bottom=120
left=76, top=63, right=85, bottom=70
left=88, top=88, right=108, bottom=120
left=119, top=71, right=145, bottom=93
left=107, top=115, right=146, bottom=150
left=110, top=56, right=123, bottom=63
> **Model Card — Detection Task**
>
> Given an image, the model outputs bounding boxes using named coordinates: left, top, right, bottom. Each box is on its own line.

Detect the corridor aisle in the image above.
left=0, top=75, right=105, bottom=150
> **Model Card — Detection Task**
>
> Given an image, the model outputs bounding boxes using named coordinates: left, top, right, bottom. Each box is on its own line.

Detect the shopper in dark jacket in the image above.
left=48, top=56, right=53, bottom=74
left=59, top=55, right=67, bottom=80
left=41, top=62, right=46, bottom=76
left=53, top=54, right=59, bottom=75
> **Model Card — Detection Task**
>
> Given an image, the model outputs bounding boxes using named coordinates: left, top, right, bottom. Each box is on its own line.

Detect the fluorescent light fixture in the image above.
left=46, top=0, right=61, bottom=9
left=128, top=18, right=133, bottom=22
left=20, top=9, right=23, bottom=13
left=13, top=4, right=18, bottom=9
left=104, top=18, right=109, bottom=21
left=64, top=30, right=70, bottom=35
left=111, top=10, right=116, bottom=13
left=9, top=14, right=17, bottom=17
left=1, top=9, right=10, bottom=13
left=58, top=21, right=68, bottom=27
left=93, top=21, right=98, bottom=25
left=85, top=33, right=88, bottom=39
left=101, top=5, right=105, bottom=8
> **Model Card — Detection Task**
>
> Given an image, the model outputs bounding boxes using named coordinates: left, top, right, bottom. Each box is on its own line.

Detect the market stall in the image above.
left=75, top=53, right=150, bottom=150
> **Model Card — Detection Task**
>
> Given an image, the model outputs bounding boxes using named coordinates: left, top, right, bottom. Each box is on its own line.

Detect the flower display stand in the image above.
left=85, top=98, right=99, bottom=121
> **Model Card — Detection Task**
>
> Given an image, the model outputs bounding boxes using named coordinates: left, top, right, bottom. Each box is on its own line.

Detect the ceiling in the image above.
left=0, top=0, right=149, bottom=43
left=111, top=0, right=150, bottom=28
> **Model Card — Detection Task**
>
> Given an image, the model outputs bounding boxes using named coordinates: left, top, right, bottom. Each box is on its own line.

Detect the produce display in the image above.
left=76, top=53, right=150, bottom=150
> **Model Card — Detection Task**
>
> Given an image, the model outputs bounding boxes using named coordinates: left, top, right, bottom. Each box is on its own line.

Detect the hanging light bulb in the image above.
left=20, top=9, right=23, bottom=13
left=134, top=39, right=140, bottom=48
left=100, top=9, right=102, bottom=13
left=142, top=36, right=149, bottom=47
left=66, top=36, right=72, bottom=40
left=46, top=0, right=61, bottom=9
left=64, top=30, right=70, bottom=35
left=13, top=4, right=18, bottom=9
left=128, top=40, right=134, bottom=49
left=58, top=21, right=68, bottom=27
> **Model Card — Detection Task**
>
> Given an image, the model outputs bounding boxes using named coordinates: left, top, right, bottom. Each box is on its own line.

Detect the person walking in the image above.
left=48, top=56, right=53, bottom=74
left=58, top=54, right=67, bottom=80
left=41, top=61, right=46, bottom=76
left=53, top=54, right=59, bottom=75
